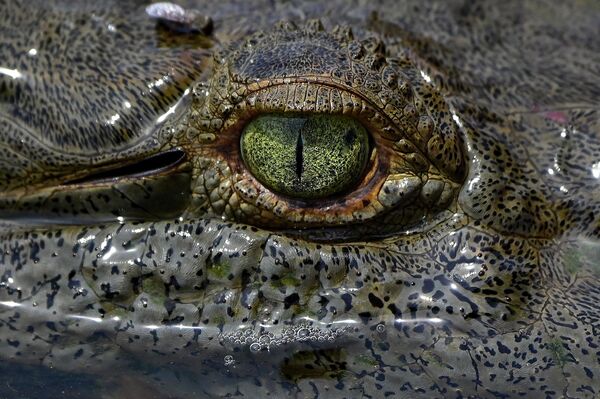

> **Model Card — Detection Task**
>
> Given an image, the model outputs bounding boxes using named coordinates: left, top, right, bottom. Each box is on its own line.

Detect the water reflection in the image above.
left=592, top=161, right=600, bottom=179
left=0, top=67, right=23, bottom=80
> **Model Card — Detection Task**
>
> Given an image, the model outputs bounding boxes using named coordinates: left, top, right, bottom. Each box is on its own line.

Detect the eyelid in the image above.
left=216, top=79, right=406, bottom=142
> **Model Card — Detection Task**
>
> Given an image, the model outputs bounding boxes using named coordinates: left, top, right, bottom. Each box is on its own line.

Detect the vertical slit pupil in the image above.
left=295, top=131, right=304, bottom=180
left=345, top=128, right=356, bottom=145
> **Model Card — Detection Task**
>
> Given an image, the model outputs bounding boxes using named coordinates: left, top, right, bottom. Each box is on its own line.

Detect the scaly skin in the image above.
left=0, top=1, right=599, bottom=398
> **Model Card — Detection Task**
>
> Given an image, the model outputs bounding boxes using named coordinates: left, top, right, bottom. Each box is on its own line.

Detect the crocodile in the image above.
left=0, top=1, right=599, bottom=398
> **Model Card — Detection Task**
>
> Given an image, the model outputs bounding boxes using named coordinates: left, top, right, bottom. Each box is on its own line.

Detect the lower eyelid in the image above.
left=187, top=144, right=458, bottom=235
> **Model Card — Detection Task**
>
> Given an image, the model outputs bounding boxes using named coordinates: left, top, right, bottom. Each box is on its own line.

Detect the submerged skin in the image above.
left=1, top=1, right=600, bottom=398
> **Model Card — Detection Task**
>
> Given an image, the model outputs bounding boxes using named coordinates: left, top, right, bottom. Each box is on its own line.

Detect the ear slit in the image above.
left=64, top=149, right=187, bottom=185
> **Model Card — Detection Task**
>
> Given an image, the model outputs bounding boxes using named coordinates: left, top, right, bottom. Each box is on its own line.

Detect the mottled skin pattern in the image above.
left=0, top=1, right=599, bottom=398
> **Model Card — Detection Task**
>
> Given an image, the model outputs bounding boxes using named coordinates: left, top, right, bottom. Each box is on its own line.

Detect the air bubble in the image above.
left=224, top=354, right=235, bottom=366
left=376, top=323, right=386, bottom=333
left=249, top=343, right=261, bottom=353
left=258, top=334, right=272, bottom=345
left=258, top=305, right=273, bottom=323
left=220, top=323, right=350, bottom=352
left=296, top=327, right=310, bottom=339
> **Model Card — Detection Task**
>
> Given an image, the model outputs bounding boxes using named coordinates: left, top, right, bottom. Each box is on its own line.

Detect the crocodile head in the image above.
left=1, top=2, right=599, bottom=398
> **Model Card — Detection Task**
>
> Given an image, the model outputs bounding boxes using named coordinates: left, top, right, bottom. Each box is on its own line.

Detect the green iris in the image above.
left=240, top=114, right=370, bottom=199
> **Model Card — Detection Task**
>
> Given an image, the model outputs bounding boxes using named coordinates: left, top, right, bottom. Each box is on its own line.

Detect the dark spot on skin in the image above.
left=358, top=312, right=371, bottom=324
left=341, top=293, right=353, bottom=311
left=422, top=279, right=434, bottom=294
left=284, top=293, right=300, bottom=309
left=584, top=367, right=594, bottom=379
left=73, top=348, right=84, bottom=359
left=497, top=341, right=511, bottom=354
left=368, top=293, right=384, bottom=308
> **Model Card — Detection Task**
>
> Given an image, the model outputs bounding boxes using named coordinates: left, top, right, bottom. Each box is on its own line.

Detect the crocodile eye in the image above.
left=240, top=114, right=370, bottom=199
left=184, top=27, right=467, bottom=238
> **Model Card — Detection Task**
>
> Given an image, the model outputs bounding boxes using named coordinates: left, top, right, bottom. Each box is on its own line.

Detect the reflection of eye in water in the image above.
left=0, top=0, right=600, bottom=398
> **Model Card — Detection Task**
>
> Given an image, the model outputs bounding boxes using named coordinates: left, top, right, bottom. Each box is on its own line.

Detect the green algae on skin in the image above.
left=142, top=276, right=168, bottom=305
left=547, top=339, right=571, bottom=368
left=207, top=261, right=231, bottom=279
left=563, top=247, right=583, bottom=275
left=579, top=238, right=600, bottom=275
left=270, top=273, right=302, bottom=288
left=353, top=354, right=380, bottom=370
left=563, top=238, right=600, bottom=275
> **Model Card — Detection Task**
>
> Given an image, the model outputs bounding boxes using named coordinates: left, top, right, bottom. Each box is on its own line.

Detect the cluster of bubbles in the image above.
left=223, top=354, right=235, bottom=366
left=221, top=323, right=350, bottom=352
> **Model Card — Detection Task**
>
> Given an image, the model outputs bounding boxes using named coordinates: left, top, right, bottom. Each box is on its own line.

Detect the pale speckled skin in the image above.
left=0, top=1, right=600, bottom=398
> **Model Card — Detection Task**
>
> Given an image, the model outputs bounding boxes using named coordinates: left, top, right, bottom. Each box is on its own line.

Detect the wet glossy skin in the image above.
left=1, top=1, right=600, bottom=398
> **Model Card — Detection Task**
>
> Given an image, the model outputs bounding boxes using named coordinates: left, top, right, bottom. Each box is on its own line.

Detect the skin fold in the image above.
left=0, top=1, right=599, bottom=398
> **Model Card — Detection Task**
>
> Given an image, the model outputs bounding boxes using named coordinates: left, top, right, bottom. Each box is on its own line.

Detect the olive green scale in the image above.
left=240, top=114, right=370, bottom=199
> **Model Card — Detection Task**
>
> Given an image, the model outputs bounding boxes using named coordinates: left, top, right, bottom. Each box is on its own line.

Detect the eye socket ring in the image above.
left=191, top=78, right=456, bottom=231
left=196, top=86, right=393, bottom=227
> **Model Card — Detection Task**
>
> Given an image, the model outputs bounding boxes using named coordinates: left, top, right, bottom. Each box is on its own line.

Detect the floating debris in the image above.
left=145, top=2, right=213, bottom=34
